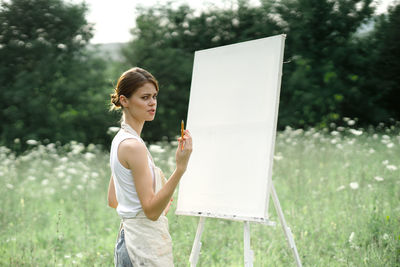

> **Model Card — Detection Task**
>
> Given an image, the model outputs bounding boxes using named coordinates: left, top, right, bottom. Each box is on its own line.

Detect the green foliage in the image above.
left=0, top=0, right=117, bottom=149
left=122, top=0, right=399, bottom=139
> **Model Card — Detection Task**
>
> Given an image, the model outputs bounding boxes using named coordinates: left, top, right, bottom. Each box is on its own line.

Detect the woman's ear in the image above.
left=119, top=95, right=128, bottom=108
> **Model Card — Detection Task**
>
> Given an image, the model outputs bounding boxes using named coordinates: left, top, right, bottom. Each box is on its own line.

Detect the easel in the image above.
left=188, top=182, right=302, bottom=267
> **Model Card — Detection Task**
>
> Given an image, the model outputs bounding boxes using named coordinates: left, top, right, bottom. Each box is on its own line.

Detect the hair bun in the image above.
left=110, top=92, right=121, bottom=110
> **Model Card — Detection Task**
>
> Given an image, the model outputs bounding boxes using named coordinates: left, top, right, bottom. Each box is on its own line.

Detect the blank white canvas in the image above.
left=176, top=35, right=285, bottom=222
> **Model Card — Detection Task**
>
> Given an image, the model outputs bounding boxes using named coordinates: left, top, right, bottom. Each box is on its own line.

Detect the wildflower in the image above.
left=337, top=126, right=345, bottom=131
left=349, top=129, right=362, bottom=136
left=84, top=152, right=95, bottom=160
left=368, top=148, right=375, bottom=154
left=382, top=233, right=389, bottom=240
left=274, top=155, right=283, bottom=161
left=374, top=176, right=384, bottom=182
left=382, top=160, right=389, bottom=165
left=336, top=185, right=345, bottom=191
left=331, top=131, right=339, bottom=136
left=149, top=144, right=165, bottom=153
left=387, top=143, right=394, bottom=148
left=349, top=182, right=359, bottom=190
left=14, top=138, right=20, bottom=144
left=349, top=232, right=355, bottom=243
left=41, top=179, right=49, bottom=186
left=26, top=139, right=38, bottom=145
left=76, top=252, right=83, bottom=258
left=386, top=165, right=398, bottom=171
left=28, top=176, right=36, bottom=181
left=107, top=127, right=120, bottom=135
left=6, top=184, right=14, bottom=189
left=347, top=120, right=355, bottom=126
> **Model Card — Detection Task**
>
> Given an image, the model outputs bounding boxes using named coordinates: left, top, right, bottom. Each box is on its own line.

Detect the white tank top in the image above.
left=110, top=129, right=154, bottom=218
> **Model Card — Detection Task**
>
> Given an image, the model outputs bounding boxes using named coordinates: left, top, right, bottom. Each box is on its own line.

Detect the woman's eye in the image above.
left=142, top=96, right=148, bottom=100
left=153, top=95, right=157, bottom=100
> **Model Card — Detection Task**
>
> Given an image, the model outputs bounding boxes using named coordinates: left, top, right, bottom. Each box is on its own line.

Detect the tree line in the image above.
left=0, top=0, right=399, bottom=150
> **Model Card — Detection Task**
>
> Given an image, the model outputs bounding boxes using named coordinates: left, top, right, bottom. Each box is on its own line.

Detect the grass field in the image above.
left=1, top=121, right=399, bottom=266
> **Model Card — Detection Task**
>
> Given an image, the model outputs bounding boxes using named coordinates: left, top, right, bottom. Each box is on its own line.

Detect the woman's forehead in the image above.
left=136, top=83, right=157, bottom=94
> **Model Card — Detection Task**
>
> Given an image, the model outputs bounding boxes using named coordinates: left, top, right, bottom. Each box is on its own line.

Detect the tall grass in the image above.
left=1, top=121, right=399, bottom=266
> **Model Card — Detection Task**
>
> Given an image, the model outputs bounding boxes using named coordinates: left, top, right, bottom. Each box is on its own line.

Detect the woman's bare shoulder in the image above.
left=118, top=138, right=148, bottom=168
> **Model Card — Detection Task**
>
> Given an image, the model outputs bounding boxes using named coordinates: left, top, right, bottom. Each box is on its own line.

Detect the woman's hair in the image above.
left=110, top=67, right=159, bottom=111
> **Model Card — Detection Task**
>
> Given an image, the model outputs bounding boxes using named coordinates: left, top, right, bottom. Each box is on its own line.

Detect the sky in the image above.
left=68, top=0, right=397, bottom=44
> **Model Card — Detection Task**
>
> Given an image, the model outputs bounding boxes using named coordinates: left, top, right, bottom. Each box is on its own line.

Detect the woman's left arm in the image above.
left=108, top=175, right=118, bottom=209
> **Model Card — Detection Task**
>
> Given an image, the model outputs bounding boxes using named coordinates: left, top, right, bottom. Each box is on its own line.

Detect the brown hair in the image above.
left=110, top=67, right=159, bottom=111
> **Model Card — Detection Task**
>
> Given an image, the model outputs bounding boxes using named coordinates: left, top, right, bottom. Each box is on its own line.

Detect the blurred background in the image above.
left=1, top=0, right=399, bottom=151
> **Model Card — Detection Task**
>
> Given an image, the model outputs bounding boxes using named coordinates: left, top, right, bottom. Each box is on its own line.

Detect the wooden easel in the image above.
left=188, top=182, right=302, bottom=267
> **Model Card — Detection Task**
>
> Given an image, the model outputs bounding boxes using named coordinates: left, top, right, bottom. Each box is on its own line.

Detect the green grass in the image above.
left=1, top=123, right=399, bottom=266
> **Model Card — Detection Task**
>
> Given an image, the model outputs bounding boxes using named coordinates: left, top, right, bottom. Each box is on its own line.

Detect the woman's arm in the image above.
left=107, top=175, right=118, bottom=209
left=119, top=131, right=192, bottom=221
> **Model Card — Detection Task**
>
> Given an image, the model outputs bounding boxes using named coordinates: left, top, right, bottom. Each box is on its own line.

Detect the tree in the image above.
left=0, top=0, right=115, bottom=149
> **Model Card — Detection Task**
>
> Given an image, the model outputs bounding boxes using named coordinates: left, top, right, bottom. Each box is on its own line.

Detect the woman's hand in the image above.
left=176, top=129, right=193, bottom=173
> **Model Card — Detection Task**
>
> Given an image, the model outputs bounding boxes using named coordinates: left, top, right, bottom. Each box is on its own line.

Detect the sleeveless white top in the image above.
left=110, top=128, right=155, bottom=218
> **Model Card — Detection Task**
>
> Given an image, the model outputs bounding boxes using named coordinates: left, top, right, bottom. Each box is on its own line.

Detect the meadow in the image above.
left=1, top=120, right=399, bottom=266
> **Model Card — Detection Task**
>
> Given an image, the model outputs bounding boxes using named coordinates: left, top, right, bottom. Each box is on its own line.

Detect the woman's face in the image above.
left=124, top=82, right=158, bottom=122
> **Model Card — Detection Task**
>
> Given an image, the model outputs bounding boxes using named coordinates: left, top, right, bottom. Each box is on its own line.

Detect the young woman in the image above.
left=107, top=67, right=192, bottom=266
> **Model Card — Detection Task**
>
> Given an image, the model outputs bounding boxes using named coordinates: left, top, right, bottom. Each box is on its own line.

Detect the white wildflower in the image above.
left=331, top=131, right=339, bottom=136
left=28, top=176, right=36, bottom=181
left=6, top=184, right=14, bottom=189
left=347, top=120, right=356, bottom=126
left=368, top=148, right=375, bottom=154
left=374, top=176, right=384, bottom=182
left=26, top=139, right=38, bottom=145
left=372, top=134, right=378, bottom=139
left=76, top=185, right=84, bottom=190
left=64, top=255, right=71, bottom=259
left=84, top=152, right=95, bottom=160
left=349, top=182, right=359, bottom=190
left=382, top=135, right=390, bottom=140
left=57, top=43, right=66, bottom=50
left=60, top=157, right=68, bottom=163
left=41, top=179, right=49, bottom=186
left=337, top=126, right=345, bottom=132
left=149, top=144, right=165, bottom=153
left=349, top=129, right=362, bottom=136
left=349, top=232, right=355, bottom=243
left=14, top=138, right=20, bottom=144
left=336, top=185, right=346, bottom=191
left=76, top=252, right=83, bottom=258
left=274, top=155, right=283, bottom=161
left=386, top=165, right=398, bottom=171
left=387, top=143, right=394, bottom=148
left=91, top=172, right=99, bottom=178
left=107, top=127, right=120, bottom=135
left=68, top=168, right=78, bottom=175
left=382, top=160, right=389, bottom=165
left=382, top=233, right=389, bottom=240
left=57, top=172, right=65, bottom=178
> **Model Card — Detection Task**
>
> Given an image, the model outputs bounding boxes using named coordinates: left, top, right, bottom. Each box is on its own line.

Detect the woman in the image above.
left=107, top=67, right=192, bottom=266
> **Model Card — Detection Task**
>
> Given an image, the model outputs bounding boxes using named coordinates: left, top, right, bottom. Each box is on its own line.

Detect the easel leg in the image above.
left=189, top=217, right=205, bottom=267
left=271, top=183, right=302, bottom=267
left=243, top=221, right=254, bottom=267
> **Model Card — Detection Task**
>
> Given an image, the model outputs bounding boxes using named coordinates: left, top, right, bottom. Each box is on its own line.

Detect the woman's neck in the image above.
left=123, top=114, right=144, bottom=136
